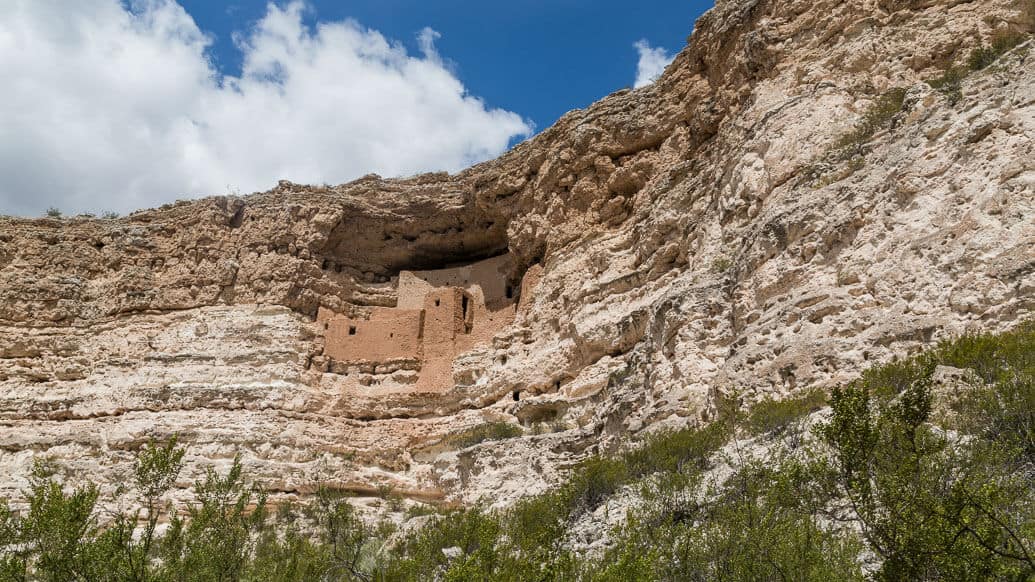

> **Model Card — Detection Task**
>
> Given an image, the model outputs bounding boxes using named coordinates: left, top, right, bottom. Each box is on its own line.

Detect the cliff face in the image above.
left=1, top=0, right=1032, bottom=510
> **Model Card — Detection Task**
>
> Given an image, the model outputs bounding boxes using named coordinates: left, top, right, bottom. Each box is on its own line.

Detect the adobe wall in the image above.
left=398, top=253, right=516, bottom=310
left=319, top=253, right=533, bottom=392
left=319, top=306, right=423, bottom=363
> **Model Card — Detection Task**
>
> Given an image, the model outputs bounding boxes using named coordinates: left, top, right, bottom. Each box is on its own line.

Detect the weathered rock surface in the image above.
left=0, top=0, right=1033, bottom=509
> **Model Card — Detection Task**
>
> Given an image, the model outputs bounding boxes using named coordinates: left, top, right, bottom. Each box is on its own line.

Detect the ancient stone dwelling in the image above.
left=316, top=253, right=539, bottom=393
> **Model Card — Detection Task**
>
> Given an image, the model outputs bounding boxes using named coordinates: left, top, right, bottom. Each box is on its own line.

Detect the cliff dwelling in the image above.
left=316, top=253, right=540, bottom=393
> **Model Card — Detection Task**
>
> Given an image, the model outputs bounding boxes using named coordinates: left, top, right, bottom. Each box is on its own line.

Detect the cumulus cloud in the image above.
left=633, top=39, right=674, bottom=88
left=0, top=0, right=532, bottom=216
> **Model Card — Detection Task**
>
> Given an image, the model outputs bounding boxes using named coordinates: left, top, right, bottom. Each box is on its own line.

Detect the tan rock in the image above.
left=0, top=0, right=1032, bottom=510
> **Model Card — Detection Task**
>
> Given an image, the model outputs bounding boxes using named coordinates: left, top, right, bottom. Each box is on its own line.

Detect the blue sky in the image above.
left=180, top=1, right=713, bottom=131
left=0, top=1, right=713, bottom=216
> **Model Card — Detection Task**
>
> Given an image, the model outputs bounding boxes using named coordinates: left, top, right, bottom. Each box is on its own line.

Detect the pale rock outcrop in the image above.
left=0, top=0, right=1032, bottom=509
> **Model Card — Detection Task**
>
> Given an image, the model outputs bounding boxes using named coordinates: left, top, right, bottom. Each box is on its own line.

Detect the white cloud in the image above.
left=633, top=39, right=674, bottom=88
left=0, top=0, right=532, bottom=216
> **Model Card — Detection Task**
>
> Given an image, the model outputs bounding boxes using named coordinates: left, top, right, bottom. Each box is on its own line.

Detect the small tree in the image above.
left=820, top=376, right=1035, bottom=579
left=157, top=455, right=266, bottom=581
left=19, top=460, right=101, bottom=581
left=125, top=436, right=186, bottom=581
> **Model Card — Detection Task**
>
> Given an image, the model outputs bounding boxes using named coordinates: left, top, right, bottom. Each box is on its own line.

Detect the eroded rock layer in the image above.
left=1, top=0, right=1033, bottom=509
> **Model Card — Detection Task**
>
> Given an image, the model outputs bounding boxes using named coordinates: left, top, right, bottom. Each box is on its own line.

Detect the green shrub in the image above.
left=805, top=87, right=908, bottom=187
left=945, top=322, right=1035, bottom=460
left=158, top=455, right=268, bottom=581
left=44, top=207, right=61, bottom=218
left=820, top=361, right=1035, bottom=580
left=386, top=508, right=504, bottom=580
left=968, top=31, right=1027, bottom=71
left=746, top=389, right=827, bottom=436
left=674, top=463, right=866, bottom=582
left=710, top=256, right=731, bottom=273
left=565, top=457, right=629, bottom=512
left=624, top=420, right=731, bottom=476
left=834, top=87, right=908, bottom=151
left=928, top=66, right=966, bottom=104
left=934, top=320, right=1034, bottom=384
left=446, top=422, right=523, bottom=449
left=590, top=458, right=865, bottom=581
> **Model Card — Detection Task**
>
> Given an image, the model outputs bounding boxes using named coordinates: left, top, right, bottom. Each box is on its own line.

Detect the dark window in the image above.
left=513, top=390, right=520, bottom=401
left=461, top=295, right=470, bottom=325
left=348, top=326, right=357, bottom=336
left=505, top=285, right=514, bottom=299
left=435, top=299, right=441, bottom=307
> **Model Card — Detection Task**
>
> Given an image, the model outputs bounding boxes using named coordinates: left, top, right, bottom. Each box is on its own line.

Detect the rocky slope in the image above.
left=1, top=0, right=1032, bottom=513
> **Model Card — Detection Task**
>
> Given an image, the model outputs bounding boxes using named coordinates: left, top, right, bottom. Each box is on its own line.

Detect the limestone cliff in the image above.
left=1, top=0, right=1033, bottom=513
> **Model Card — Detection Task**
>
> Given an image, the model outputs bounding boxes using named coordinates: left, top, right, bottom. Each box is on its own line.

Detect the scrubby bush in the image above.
left=446, top=421, right=523, bottom=449
left=968, top=31, right=1027, bottom=71
left=833, top=87, right=908, bottom=152
left=745, top=389, right=827, bottom=436
left=928, top=30, right=1030, bottom=105
left=805, top=87, right=907, bottom=188
left=928, top=66, right=966, bottom=104
left=710, top=256, right=731, bottom=273
left=819, top=322, right=1035, bottom=580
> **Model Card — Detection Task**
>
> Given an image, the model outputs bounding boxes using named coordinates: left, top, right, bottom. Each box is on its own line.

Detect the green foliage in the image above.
left=833, top=87, right=908, bottom=152
left=806, top=87, right=907, bottom=187
left=968, top=31, right=1027, bottom=71
left=928, top=66, right=966, bottom=104
left=710, top=256, right=731, bottom=273
left=385, top=508, right=505, bottom=581
left=20, top=460, right=102, bottom=581
left=158, top=456, right=267, bottom=581
left=674, top=462, right=865, bottom=581
left=928, top=31, right=1029, bottom=105
left=446, top=421, right=523, bottom=449
left=308, top=488, right=379, bottom=580
left=820, top=331, right=1035, bottom=580
left=626, top=421, right=731, bottom=477
left=588, top=458, right=865, bottom=581
left=43, top=208, right=61, bottom=219
left=947, top=321, right=1035, bottom=462
left=101, top=211, right=120, bottom=220
left=746, top=389, right=827, bottom=436
left=565, top=458, right=629, bottom=512
left=935, top=320, right=1033, bottom=384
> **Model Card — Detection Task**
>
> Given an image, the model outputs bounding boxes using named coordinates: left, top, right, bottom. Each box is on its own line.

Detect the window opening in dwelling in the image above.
left=461, top=294, right=471, bottom=334
left=348, top=325, right=357, bottom=336
left=513, top=390, right=520, bottom=401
